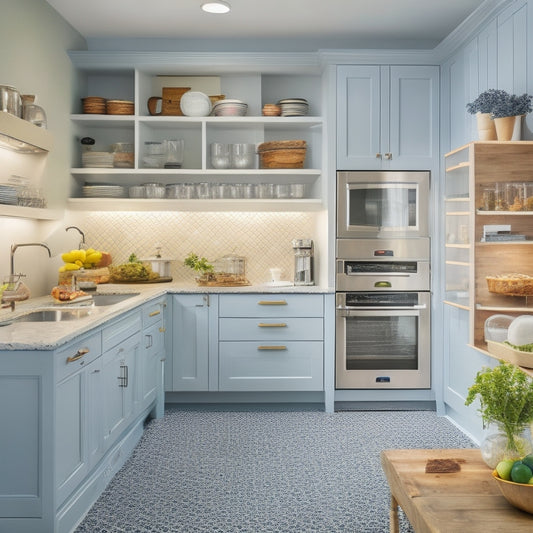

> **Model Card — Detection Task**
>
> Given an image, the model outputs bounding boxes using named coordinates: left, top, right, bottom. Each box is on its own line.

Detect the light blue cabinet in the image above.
left=337, top=64, right=439, bottom=170
left=141, top=297, right=166, bottom=417
left=56, top=358, right=103, bottom=505
left=171, top=294, right=210, bottom=391
left=218, top=293, right=324, bottom=392
left=102, top=312, right=142, bottom=448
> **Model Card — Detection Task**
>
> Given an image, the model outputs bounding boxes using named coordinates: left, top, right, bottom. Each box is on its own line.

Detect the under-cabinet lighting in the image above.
left=0, top=132, right=46, bottom=154
left=201, top=1, right=231, bottom=14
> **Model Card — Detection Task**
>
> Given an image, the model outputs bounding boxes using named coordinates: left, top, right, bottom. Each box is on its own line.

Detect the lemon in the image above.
left=496, top=459, right=515, bottom=481
left=511, top=462, right=533, bottom=484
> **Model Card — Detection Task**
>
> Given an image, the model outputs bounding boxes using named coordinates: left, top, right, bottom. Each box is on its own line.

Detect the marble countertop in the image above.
left=0, top=282, right=333, bottom=351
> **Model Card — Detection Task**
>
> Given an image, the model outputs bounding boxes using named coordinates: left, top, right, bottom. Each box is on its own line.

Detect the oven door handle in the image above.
left=336, top=304, right=426, bottom=315
left=344, top=272, right=413, bottom=277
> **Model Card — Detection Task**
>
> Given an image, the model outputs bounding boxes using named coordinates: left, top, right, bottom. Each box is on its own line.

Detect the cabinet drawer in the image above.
left=219, top=317, right=323, bottom=341
left=55, top=331, right=102, bottom=382
left=102, top=311, right=142, bottom=352
left=142, top=298, right=166, bottom=328
left=219, top=294, right=323, bottom=318
left=219, top=341, right=323, bottom=391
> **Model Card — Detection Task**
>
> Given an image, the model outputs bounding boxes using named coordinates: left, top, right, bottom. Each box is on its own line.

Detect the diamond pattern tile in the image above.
left=72, top=211, right=318, bottom=285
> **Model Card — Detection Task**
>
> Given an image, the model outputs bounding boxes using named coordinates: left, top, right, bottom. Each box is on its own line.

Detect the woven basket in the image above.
left=486, top=274, right=533, bottom=296
left=106, top=100, right=134, bottom=115
left=257, top=140, right=307, bottom=169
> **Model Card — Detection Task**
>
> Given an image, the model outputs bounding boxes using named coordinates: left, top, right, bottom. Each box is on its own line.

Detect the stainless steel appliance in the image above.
left=336, top=291, right=430, bottom=389
left=335, top=238, right=430, bottom=389
left=336, top=238, right=430, bottom=293
left=337, top=171, right=429, bottom=239
left=292, top=238, right=314, bottom=286
left=335, top=169, right=431, bottom=390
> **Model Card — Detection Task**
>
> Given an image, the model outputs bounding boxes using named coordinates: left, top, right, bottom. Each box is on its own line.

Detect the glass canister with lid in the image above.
left=212, top=252, right=250, bottom=285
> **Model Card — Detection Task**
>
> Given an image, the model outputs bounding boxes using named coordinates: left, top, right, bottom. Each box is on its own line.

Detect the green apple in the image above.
left=496, top=459, right=515, bottom=480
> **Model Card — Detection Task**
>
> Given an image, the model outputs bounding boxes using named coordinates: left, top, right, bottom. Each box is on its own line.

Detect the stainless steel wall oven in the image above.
left=336, top=170, right=431, bottom=390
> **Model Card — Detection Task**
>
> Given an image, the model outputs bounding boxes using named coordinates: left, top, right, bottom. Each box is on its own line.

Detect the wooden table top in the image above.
left=381, top=448, right=533, bottom=532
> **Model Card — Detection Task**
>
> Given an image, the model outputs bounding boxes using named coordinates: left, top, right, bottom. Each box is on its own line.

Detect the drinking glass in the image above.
left=210, top=143, right=231, bottom=169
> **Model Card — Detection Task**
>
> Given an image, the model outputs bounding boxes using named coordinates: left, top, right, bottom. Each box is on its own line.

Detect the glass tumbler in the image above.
left=231, top=143, right=256, bottom=169
left=210, top=143, right=231, bottom=169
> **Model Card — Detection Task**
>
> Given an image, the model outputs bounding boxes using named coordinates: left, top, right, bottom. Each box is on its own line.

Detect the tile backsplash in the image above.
left=65, top=211, right=320, bottom=285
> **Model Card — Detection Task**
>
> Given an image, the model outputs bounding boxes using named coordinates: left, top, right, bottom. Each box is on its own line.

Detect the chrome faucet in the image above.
left=66, top=226, right=86, bottom=249
left=2, top=242, right=52, bottom=311
left=10, top=242, right=52, bottom=277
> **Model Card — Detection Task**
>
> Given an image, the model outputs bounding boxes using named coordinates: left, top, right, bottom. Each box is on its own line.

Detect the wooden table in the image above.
left=380, top=448, right=533, bottom=532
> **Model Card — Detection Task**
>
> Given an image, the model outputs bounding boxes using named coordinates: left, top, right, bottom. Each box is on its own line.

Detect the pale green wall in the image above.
left=0, top=0, right=86, bottom=296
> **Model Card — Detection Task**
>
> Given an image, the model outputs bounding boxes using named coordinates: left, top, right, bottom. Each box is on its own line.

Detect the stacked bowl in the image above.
left=277, top=98, right=309, bottom=117
left=212, top=99, right=248, bottom=116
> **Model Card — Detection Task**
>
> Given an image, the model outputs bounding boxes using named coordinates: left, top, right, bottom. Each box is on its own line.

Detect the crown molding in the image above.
left=432, top=0, right=512, bottom=63
left=68, top=50, right=321, bottom=74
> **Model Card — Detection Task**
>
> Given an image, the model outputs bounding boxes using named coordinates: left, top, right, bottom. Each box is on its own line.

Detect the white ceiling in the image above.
left=45, top=0, right=486, bottom=49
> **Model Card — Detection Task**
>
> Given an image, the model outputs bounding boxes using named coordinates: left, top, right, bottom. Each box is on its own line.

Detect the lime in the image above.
left=528, top=477, right=533, bottom=485
left=511, top=462, right=533, bottom=484
left=522, top=454, right=533, bottom=470
left=496, top=459, right=515, bottom=481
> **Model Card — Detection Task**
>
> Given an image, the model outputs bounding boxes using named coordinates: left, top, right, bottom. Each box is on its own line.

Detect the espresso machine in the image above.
left=292, top=239, right=314, bottom=286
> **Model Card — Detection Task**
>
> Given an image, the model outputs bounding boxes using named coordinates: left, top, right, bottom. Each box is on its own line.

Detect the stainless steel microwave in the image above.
left=336, top=171, right=430, bottom=239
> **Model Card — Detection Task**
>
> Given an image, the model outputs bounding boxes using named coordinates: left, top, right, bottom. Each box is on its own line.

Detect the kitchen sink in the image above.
left=91, top=293, right=140, bottom=306
left=0, top=308, right=92, bottom=326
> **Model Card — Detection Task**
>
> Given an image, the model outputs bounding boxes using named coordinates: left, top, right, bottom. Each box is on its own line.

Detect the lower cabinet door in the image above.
left=141, top=321, right=164, bottom=408
left=102, top=335, right=140, bottom=448
left=172, top=294, right=209, bottom=391
left=55, top=356, right=103, bottom=505
left=218, top=341, right=323, bottom=391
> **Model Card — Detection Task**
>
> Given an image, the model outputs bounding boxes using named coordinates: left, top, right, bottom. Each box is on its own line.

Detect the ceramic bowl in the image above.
left=492, top=471, right=533, bottom=514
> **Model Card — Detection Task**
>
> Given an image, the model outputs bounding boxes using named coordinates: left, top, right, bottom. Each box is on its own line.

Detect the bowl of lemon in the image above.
left=493, top=454, right=533, bottom=514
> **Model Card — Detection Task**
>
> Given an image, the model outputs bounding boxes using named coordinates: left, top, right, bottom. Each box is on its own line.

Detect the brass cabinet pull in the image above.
left=159, top=327, right=166, bottom=333
left=258, top=345, right=287, bottom=351
left=258, top=322, right=287, bottom=328
left=258, top=300, right=287, bottom=305
left=149, top=310, right=161, bottom=317
left=66, top=347, right=89, bottom=363
left=375, top=152, right=382, bottom=158
left=384, top=152, right=393, bottom=160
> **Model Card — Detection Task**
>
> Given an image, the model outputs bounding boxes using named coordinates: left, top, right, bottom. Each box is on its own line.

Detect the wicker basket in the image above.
left=106, top=100, right=134, bottom=115
left=257, top=140, right=307, bottom=169
left=486, top=274, right=533, bottom=296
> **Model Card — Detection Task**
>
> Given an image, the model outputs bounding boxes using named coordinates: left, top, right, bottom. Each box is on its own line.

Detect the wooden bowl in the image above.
left=492, top=471, right=533, bottom=514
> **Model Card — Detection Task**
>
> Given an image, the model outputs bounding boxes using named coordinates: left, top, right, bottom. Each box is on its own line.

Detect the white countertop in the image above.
left=0, top=282, right=333, bottom=351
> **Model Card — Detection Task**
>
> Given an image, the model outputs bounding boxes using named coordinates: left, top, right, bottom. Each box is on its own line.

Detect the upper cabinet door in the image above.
left=337, top=65, right=382, bottom=170
left=388, top=65, right=439, bottom=170
left=337, top=64, right=438, bottom=171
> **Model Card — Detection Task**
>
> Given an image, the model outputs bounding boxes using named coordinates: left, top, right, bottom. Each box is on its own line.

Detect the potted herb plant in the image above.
left=184, top=252, right=214, bottom=284
left=465, top=360, right=533, bottom=467
left=466, top=89, right=509, bottom=140
left=491, top=92, right=533, bottom=141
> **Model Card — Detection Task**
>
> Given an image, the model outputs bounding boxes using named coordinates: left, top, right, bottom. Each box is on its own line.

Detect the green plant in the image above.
left=184, top=252, right=214, bottom=274
left=465, top=361, right=533, bottom=452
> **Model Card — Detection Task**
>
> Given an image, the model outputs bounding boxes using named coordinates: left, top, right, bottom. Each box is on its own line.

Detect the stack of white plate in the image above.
left=277, top=98, right=309, bottom=117
left=212, top=99, right=248, bottom=116
left=82, top=151, right=115, bottom=168
left=0, top=185, right=17, bottom=205
left=82, top=185, right=127, bottom=198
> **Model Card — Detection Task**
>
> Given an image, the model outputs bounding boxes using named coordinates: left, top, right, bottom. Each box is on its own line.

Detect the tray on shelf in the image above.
left=486, top=340, right=533, bottom=368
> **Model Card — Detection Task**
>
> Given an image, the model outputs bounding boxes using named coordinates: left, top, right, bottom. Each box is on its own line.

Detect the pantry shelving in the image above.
left=67, top=56, right=326, bottom=212
left=444, top=141, right=533, bottom=351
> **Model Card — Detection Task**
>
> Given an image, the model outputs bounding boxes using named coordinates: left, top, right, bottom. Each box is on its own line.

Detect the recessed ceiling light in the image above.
left=201, top=1, right=231, bottom=14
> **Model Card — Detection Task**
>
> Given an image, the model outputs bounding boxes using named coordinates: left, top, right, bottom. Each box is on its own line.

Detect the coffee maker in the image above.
left=292, top=239, right=314, bottom=286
